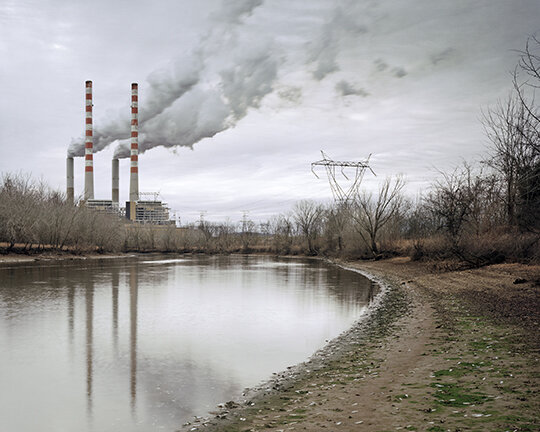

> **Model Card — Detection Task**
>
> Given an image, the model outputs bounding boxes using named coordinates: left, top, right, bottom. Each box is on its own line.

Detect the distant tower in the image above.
left=84, top=80, right=94, bottom=200
left=112, top=158, right=119, bottom=204
left=66, top=156, right=74, bottom=203
left=129, top=83, right=139, bottom=202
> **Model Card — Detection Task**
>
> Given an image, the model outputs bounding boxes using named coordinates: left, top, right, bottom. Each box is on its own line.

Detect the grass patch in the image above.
left=431, top=383, right=488, bottom=407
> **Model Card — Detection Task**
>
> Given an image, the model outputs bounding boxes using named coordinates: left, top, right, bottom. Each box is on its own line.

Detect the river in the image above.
left=0, top=254, right=378, bottom=431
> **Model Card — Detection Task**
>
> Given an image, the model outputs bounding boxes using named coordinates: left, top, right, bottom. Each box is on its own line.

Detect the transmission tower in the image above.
left=311, top=151, right=375, bottom=204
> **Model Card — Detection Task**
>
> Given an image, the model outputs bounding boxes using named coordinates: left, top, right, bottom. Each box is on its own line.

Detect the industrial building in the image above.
left=126, top=200, right=170, bottom=225
left=67, top=80, right=171, bottom=225
left=86, top=199, right=119, bottom=213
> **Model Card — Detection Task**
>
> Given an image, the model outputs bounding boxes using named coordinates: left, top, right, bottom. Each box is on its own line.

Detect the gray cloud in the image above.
left=277, top=86, right=303, bottom=104
left=430, top=47, right=456, bottom=66
left=392, top=67, right=407, bottom=78
left=308, top=0, right=369, bottom=80
left=375, top=59, right=388, bottom=72
left=374, top=59, right=407, bottom=78
left=335, top=80, right=369, bottom=97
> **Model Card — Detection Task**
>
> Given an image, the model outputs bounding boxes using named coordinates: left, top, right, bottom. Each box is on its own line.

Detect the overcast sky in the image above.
left=1, top=0, right=539, bottom=223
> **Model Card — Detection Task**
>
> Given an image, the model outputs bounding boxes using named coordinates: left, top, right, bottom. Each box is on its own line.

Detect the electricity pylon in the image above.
left=311, top=151, right=375, bottom=204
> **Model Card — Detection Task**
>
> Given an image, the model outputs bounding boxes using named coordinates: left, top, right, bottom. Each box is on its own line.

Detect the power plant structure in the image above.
left=66, top=156, right=74, bottom=203
left=84, top=80, right=94, bottom=200
left=67, top=81, right=171, bottom=225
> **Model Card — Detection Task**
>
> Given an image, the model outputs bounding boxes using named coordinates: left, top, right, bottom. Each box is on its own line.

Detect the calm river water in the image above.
left=0, top=254, right=378, bottom=432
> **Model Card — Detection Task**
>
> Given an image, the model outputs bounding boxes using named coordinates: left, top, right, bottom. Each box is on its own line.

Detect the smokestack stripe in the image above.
left=129, top=83, right=139, bottom=202
left=84, top=80, right=94, bottom=197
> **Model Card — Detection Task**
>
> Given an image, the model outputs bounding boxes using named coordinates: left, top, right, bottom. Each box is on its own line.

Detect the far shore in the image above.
left=0, top=249, right=311, bottom=265
left=0, top=251, right=134, bottom=264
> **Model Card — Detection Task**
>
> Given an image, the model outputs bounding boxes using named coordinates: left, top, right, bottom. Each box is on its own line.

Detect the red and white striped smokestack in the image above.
left=84, top=80, right=94, bottom=200
left=129, top=83, right=139, bottom=202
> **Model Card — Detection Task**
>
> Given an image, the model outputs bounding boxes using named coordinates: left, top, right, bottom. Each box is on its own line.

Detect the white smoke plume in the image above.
left=68, top=0, right=274, bottom=158
left=70, top=0, right=425, bottom=159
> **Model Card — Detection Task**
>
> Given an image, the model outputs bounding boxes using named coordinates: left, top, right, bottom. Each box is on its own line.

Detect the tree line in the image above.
left=0, top=37, right=538, bottom=265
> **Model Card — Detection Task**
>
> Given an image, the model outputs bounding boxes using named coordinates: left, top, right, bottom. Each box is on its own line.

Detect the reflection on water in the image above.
left=0, top=255, right=378, bottom=432
left=86, top=278, right=93, bottom=414
left=129, top=265, right=138, bottom=411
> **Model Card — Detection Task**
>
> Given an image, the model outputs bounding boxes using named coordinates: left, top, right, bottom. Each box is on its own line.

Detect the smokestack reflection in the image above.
left=67, top=281, right=75, bottom=353
left=129, top=265, right=138, bottom=410
left=85, top=279, right=94, bottom=414
left=112, top=268, right=119, bottom=353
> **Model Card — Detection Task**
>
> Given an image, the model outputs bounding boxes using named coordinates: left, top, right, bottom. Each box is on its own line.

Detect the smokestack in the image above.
left=66, top=157, right=74, bottom=203
left=84, top=80, right=94, bottom=200
left=129, top=83, right=139, bottom=202
left=112, top=158, right=119, bottom=203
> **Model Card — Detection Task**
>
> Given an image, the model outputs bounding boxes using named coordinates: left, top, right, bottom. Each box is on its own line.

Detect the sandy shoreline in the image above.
left=179, top=257, right=539, bottom=432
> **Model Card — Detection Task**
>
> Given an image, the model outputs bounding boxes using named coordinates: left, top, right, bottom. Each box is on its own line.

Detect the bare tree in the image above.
left=215, top=220, right=236, bottom=252
left=352, top=176, right=405, bottom=256
left=483, top=94, right=539, bottom=229
left=513, top=34, right=540, bottom=145
left=0, top=174, right=43, bottom=251
left=424, top=168, right=473, bottom=246
left=324, top=202, right=351, bottom=253
left=484, top=35, right=540, bottom=231
left=269, top=215, right=295, bottom=254
left=292, top=200, right=325, bottom=255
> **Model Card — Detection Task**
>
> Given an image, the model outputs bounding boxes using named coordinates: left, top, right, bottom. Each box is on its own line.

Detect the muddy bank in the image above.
left=0, top=251, right=135, bottom=265
left=178, top=257, right=539, bottom=432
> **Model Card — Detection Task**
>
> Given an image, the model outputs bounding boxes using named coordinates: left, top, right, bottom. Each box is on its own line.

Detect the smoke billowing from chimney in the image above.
left=68, top=0, right=274, bottom=159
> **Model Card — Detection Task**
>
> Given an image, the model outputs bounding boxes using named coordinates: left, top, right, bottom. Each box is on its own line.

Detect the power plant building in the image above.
left=126, top=200, right=171, bottom=225
left=86, top=199, right=118, bottom=213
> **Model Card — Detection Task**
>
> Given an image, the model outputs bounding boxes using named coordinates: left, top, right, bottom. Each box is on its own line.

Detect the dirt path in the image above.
left=181, top=258, right=539, bottom=432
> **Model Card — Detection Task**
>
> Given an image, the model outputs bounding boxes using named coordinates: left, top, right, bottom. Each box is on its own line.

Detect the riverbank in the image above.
left=0, top=250, right=134, bottom=264
left=180, top=257, right=539, bottom=432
